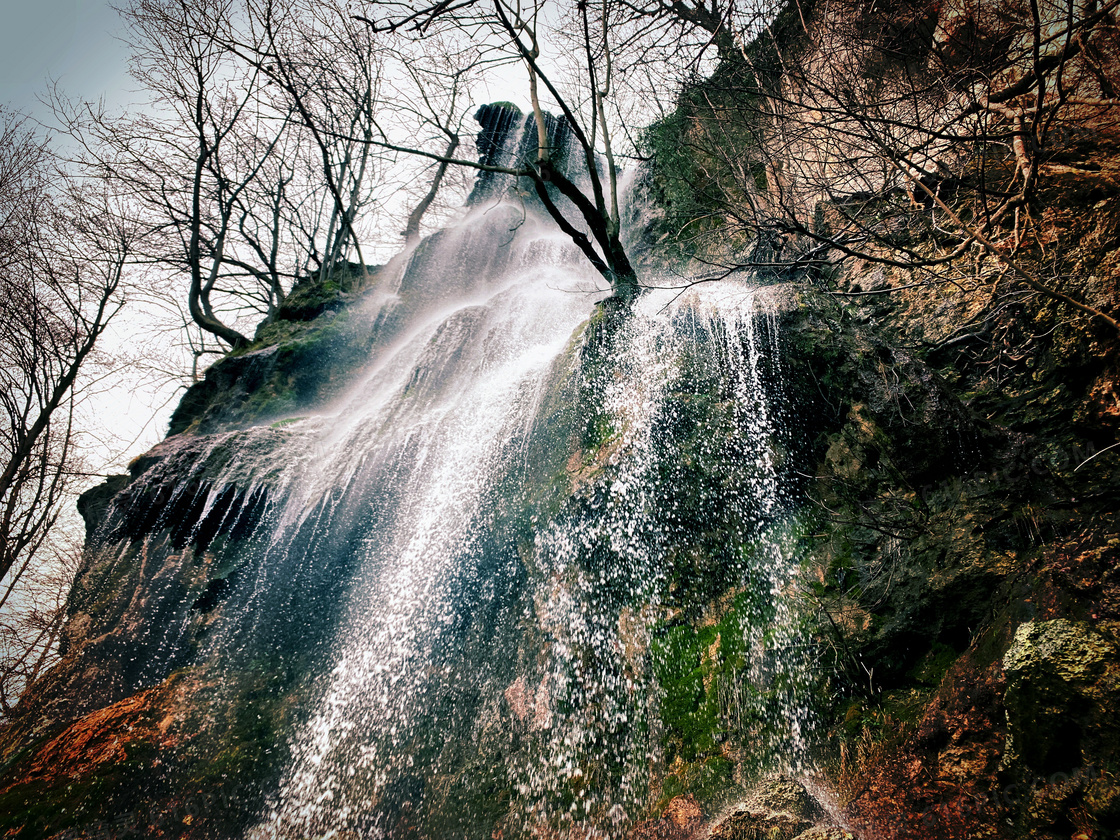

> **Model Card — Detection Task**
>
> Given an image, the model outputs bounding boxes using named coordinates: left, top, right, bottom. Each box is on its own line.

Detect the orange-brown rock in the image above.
left=628, top=795, right=705, bottom=840
left=0, top=672, right=201, bottom=797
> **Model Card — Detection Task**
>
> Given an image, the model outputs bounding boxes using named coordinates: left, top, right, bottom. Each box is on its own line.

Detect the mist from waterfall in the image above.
left=240, top=241, right=810, bottom=837
left=80, top=114, right=813, bottom=839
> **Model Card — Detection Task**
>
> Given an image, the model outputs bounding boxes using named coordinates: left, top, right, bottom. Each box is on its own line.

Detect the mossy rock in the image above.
left=707, top=774, right=833, bottom=840
left=1003, top=619, right=1120, bottom=777
left=266, top=263, right=376, bottom=326
left=169, top=307, right=370, bottom=436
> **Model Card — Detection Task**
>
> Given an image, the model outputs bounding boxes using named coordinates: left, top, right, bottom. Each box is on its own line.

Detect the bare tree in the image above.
left=63, top=0, right=358, bottom=350
left=58, top=0, right=262, bottom=348
left=356, top=0, right=643, bottom=298
left=0, top=532, right=80, bottom=715
left=392, top=36, right=485, bottom=243
left=0, top=110, right=129, bottom=713
left=639, top=0, right=1120, bottom=332
left=237, top=0, right=390, bottom=284
left=124, top=0, right=268, bottom=347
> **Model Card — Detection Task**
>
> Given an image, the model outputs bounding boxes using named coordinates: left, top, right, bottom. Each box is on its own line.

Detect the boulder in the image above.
left=793, top=829, right=857, bottom=840
left=708, top=775, right=829, bottom=840
left=1002, top=619, right=1120, bottom=776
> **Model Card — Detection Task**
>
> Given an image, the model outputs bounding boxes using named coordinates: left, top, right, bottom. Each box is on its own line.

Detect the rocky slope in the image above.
left=0, top=0, right=1117, bottom=836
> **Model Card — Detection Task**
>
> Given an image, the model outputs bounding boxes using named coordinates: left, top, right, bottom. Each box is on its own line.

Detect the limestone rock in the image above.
left=709, top=806, right=813, bottom=840
left=1002, top=619, right=1120, bottom=775
left=793, top=829, right=857, bottom=840
left=1003, top=619, right=1112, bottom=682
left=708, top=775, right=828, bottom=840
left=747, top=774, right=825, bottom=821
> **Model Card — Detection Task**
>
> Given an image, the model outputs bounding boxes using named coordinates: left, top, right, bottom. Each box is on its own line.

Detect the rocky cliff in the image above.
left=636, top=0, right=1120, bottom=834
left=0, top=0, right=1117, bottom=837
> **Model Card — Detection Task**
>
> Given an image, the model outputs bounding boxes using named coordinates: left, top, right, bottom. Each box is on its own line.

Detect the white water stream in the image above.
left=91, top=132, right=810, bottom=837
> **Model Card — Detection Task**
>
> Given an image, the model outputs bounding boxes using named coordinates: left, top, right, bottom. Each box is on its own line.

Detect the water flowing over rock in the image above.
left=6, top=0, right=1116, bottom=823
left=239, top=263, right=813, bottom=837
left=0, top=118, right=824, bottom=838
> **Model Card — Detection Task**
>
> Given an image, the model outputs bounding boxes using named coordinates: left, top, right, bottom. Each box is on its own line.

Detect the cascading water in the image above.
left=484, top=284, right=814, bottom=837
left=80, top=112, right=815, bottom=839
left=245, top=211, right=601, bottom=838
left=241, top=272, right=811, bottom=837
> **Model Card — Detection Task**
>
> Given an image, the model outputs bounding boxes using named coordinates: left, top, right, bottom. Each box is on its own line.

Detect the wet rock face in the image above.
left=169, top=266, right=381, bottom=437
left=744, top=774, right=826, bottom=822
left=769, top=77, right=1120, bottom=830
left=468, top=102, right=571, bottom=205
left=473, top=102, right=526, bottom=171
left=793, top=830, right=854, bottom=840
left=826, top=522, right=1120, bottom=840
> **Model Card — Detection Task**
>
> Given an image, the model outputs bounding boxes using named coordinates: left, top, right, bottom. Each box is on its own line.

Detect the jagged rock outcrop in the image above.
left=708, top=775, right=822, bottom=840
left=634, top=775, right=853, bottom=840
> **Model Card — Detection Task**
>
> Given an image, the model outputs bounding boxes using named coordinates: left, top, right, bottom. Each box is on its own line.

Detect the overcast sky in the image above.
left=1, top=1, right=173, bottom=471
left=0, top=0, right=131, bottom=119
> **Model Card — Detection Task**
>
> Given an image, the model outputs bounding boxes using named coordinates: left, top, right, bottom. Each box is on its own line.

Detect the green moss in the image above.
left=653, top=624, right=722, bottom=762
left=650, top=592, right=769, bottom=764
left=164, top=664, right=298, bottom=835
left=170, top=269, right=384, bottom=435
left=877, top=688, right=930, bottom=727
left=585, top=413, right=619, bottom=452
left=838, top=687, right=929, bottom=749
left=689, top=755, right=736, bottom=803
left=655, top=755, right=736, bottom=813
left=194, top=668, right=289, bottom=773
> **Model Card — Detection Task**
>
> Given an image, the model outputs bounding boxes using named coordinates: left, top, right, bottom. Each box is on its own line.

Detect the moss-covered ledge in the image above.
left=168, top=266, right=382, bottom=437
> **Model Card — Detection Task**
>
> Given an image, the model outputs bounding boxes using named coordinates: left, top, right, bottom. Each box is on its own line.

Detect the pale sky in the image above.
left=2, top=1, right=174, bottom=471
left=0, top=0, right=131, bottom=119
left=0, top=0, right=535, bottom=473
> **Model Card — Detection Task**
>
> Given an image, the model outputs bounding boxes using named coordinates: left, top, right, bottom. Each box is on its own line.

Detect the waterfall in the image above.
left=245, top=208, right=599, bottom=838
left=77, top=116, right=812, bottom=839
left=229, top=265, right=811, bottom=837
